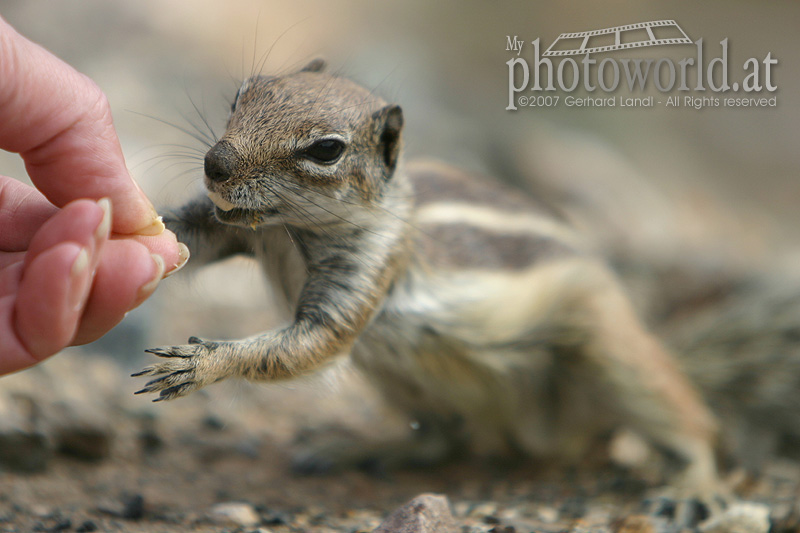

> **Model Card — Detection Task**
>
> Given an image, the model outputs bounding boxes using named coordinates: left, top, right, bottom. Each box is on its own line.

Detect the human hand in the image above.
left=0, top=16, right=187, bottom=373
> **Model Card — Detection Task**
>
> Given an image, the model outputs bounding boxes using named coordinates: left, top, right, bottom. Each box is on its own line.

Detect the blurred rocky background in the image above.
left=0, top=1, right=798, bottom=531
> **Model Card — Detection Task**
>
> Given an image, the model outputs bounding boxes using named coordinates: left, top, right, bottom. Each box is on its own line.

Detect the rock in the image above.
left=0, top=394, right=51, bottom=473
left=97, top=493, right=145, bottom=521
left=469, top=502, right=498, bottom=518
left=210, top=502, right=261, bottom=527
left=30, top=505, right=53, bottom=518
left=256, top=507, right=292, bottom=526
left=54, top=424, right=112, bottom=461
left=49, top=401, right=113, bottom=461
left=488, top=527, right=516, bottom=533
left=120, top=494, right=145, bottom=520
left=373, top=493, right=459, bottom=533
left=699, top=503, right=771, bottom=533
left=537, top=506, right=559, bottom=524
left=137, top=414, right=164, bottom=455
left=452, top=501, right=470, bottom=518
left=0, top=429, right=50, bottom=473
left=43, top=518, right=71, bottom=532
left=75, top=521, right=99, bottom=532
left=609, top=430, right=652, bottom=469
left=28, top=510, right=71, bottom=533
left=202, top=414, right=226, bottom=431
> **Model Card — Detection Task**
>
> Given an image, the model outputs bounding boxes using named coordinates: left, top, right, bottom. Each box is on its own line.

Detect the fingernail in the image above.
left=138, top=254, right=165, bottom=299
left=69, top=247, right=91, bottom=310
left=165, top=242, right=190, bottom=278
left=134, top=215, right=166, bottom=236
left=94, top=198, right=112, bottom=241
left=71, top=247, right=90, bottom=277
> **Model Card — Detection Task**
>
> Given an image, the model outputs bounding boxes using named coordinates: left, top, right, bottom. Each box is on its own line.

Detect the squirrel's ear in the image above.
left=372, top=105, right=404, bottom=174
left=300, top=58, right=327, bottom=73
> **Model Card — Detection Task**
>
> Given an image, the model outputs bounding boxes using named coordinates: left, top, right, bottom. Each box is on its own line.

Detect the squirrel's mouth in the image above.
left=208, top=192, right=279, bottom=228
left=208, top=191, right=237, bottom=211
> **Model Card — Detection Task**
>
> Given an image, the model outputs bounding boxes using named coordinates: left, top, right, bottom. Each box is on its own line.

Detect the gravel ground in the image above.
left=2, top=353, right=800, bottom=533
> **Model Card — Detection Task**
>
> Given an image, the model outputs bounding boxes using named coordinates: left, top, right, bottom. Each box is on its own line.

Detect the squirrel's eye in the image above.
left=302, top=139, right=345, bottom=164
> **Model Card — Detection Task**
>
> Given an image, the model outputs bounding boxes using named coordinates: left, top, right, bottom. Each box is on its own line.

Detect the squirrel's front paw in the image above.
left=132, top=336, right=225, bottom=401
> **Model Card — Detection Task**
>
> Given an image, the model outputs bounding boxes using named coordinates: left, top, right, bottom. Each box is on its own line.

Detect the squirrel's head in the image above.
left=203, top=59, right=404, bottom=230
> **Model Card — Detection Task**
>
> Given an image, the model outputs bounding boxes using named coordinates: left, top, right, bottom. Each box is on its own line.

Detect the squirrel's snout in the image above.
left=204, top=141, right=236, bottom=184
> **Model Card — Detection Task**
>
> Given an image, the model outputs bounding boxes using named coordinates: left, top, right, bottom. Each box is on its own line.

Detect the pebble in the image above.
left=699, top=502, right=771, bottom=533
left=373, top=493, right=459, bottom=533
left=0, top=395, right=51, bottom=473
left=609, top=430, right=651, bottom=468
left=452, top=502, right=471, bottom=517
left=75, top=521, right=98, bottom=532
left=537, top=506, right=559, bottom=523
left=483, top=514, right=501, bottom=525
left=469, top=502, right=498, bottom=519
left=97, top=493, right=145, bottom=521
left=120, top=494, right=145, bottom=520
left=54, top=422, right=112, bottom=461
left=256, top=507, right=292, bottom=526
left=31, top=518, right=71, bottom=532
left=210, top=502, right=261, bottom=527
left=136, top=413, right=163, bottom=455
left=202, top=414, right=227, bottom=431
left=30, top=505, right=52, bottom=518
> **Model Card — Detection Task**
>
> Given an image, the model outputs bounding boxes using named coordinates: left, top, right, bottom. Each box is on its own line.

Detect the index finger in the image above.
left=0, top=15, right=163, bottom=236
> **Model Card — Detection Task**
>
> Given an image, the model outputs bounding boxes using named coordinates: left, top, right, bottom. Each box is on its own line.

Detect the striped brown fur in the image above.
left=135, top=63, right=722, bottom=501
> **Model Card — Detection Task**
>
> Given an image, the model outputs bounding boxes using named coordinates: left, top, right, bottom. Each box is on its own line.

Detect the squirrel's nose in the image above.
left=204, top=141, right=236, bottom=183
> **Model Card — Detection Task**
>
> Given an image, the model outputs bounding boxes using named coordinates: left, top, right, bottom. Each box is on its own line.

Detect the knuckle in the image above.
left=79, top=76, right=113, bottom=121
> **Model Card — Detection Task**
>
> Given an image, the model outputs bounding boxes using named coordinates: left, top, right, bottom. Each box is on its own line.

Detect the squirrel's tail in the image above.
left=669, top=275, right=800, bottom=470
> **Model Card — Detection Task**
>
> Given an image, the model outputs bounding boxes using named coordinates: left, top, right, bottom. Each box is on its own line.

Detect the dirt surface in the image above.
left=2, top=351, right=800, bottom=533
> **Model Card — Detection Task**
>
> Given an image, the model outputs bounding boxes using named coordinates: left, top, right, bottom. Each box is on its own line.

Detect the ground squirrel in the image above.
left=134, top=60, right=720, bottom=495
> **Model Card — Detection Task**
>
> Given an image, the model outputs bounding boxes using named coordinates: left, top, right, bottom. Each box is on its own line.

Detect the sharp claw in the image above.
left=145, top=350, right=171, bottom=358
left=144, top=370, right=190, bottom=390
left=161, top=382, right=191, bottom=399
left=135, top=383, right=161, bottom=395
left=143, top=377, right=165, bottom=389
left=131, top=367, right=157, bottom=378
left=145, top=348, right=189, bottom=358
left=146, top=373, right=167, bottom=385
